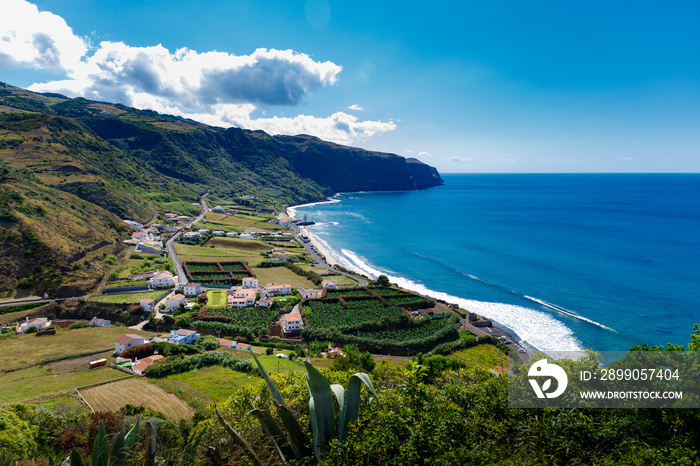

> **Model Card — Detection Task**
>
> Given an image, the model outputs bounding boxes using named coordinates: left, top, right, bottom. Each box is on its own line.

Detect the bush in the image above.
left=68, top=321, right=90, bottom=329
left=119, top=343, right=154, bottom=360
left=145, top=351, right=254, bottom=378
left=266, top=347, right=274, bottom=355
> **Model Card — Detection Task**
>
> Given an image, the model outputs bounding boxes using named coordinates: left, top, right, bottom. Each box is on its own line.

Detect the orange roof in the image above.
left=284, top=312, right=302, bottom=322
left=170, top=293, right=186, bottom=300
left=133, top=355, right=164, bottom=373
left=115, top=334, right=145, bottom=345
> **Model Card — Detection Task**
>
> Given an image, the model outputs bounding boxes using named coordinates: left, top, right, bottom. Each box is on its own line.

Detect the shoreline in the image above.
left=287, top=200, right=535, bottom=355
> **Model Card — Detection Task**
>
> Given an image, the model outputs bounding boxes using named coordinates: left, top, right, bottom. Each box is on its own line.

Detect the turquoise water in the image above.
left=289, top=174, right=700, bottom=353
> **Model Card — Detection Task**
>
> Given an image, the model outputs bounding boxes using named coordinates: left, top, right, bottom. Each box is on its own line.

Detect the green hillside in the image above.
left=0, top=82, right=442, bottom=297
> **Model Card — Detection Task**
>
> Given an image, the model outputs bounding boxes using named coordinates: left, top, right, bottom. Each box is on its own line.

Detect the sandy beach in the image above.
left=297, top=225, right=338, bottom=266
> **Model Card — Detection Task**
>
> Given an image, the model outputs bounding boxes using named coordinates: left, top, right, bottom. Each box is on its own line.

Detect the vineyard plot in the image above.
left=183, top=261, right=254, bottom=285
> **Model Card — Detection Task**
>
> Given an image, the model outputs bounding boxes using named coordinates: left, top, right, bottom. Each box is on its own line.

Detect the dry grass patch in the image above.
left=0, top=327, right=157, bottom=371
left=251, top=266, right=316, bottom=288
left=80, top=377, right=194, bottom=419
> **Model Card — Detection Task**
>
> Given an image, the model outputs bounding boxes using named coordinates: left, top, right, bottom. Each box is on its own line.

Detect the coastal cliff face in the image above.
left=275, top=135, right=443, bottom=192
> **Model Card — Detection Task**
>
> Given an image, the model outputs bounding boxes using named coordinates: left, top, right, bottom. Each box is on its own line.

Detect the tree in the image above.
left=0, top=408, right=39, bottom=459
left=377, top=275, right=390, bottom=287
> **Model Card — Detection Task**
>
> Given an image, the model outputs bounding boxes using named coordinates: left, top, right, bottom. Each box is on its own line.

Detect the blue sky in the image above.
left=2, top=0, right=700, bottom=173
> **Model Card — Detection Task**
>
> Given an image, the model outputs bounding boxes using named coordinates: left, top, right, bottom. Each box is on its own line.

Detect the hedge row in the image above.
left=145, top=351, right=254, bottom=378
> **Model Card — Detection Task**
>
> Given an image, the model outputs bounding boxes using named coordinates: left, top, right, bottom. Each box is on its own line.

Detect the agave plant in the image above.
left=216, top=352, right=377, bottom=463
left=68, top=419, right=140, bottom=466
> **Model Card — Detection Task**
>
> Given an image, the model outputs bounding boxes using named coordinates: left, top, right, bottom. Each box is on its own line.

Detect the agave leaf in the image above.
left=215, top=405, right=262, bottom=466
left=273, top=400, right=310, bottom=458
left=69, top=449, right=84, bottom=466
left=251, top=352, right=287, bottom=408
left=124, top=418, right=140, bottom=450
left=109, top=425, right=126, bottom=466
left=249, top=408, right=292, bottom=462
left=339, top=372, right=378, bottom=443
left=91, top=424, right=110, bottom=466
left=178, top=425, right=207, bottom=466
left=305, top=361, right=336, bottom=460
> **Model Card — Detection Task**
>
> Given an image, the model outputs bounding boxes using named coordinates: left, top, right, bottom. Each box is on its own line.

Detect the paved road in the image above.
left=291, top=225, right=368, bottom=287
left=166, top=194, right=209, bottom=286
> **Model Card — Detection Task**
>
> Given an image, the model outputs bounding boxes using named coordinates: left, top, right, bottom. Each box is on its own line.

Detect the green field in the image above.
left=88, top=290, right=168, bottom=304
left=174, top=243, right=263, bottom=264
left=0, top=364, right=127, bottom=404
left=0, top=327, right=157, bottom=370
left=206, top=290, right=228, bottom=308
left=450, top=343, right=511, bottom=370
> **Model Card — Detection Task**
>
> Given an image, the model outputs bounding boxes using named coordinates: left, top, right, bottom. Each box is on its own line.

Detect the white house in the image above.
left=124, top=220, right=144, bottom=231
left=228, top=293, right=256, bottom=308
left=150, top=271, right=178, bottom=288
left=132, top=355, right=164, bottom=376
left=183, top=231, right=201, bottom=240
left=264, top=284, right=291, bottom=296
left=242, top=277, right=258, bottom=288
left=17, top=317, right=51, bottom=334
left=198, top=229, right=210, bottom=235
left=140, top=298, right=154, bottom=313
left=212, top=230, right=225, bottom=236
left=234, top=288, right=258, bottom=298
left=165, top=293, right=187, bottom=312
left=183, top=283, right=202, bottom=297
left=240, top=232, right=254, bottom=239
left=225, top=232, right=238, bottom=237
left=90, top=317, right=111, bottom=327
left=282, top=312, right=303, bottom=333
left=321, top=280, right=338, bottom=289
left=115, top=334, right=147, bottom=355
left=168, top=329, right=200, bottom=345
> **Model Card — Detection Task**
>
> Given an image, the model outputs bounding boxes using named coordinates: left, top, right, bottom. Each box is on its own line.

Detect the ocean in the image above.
left=288, top=174, right=700, bottom=353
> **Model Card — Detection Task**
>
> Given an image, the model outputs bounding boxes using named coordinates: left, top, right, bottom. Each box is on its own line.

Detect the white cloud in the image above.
left=5, top=0, right=397, bottom=144
left=348, top=104, right=365, bottom=111
left=418, top=151, right=431, bottom=157
left=618, top=157, right=635, bottom=161
left=0, top=0, right=87, bottom=71
left=449, top=156, right=474, bottom=163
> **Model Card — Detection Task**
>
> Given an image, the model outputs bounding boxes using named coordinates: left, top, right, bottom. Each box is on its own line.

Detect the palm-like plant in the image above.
left=216, top=352, right=377, bottom=463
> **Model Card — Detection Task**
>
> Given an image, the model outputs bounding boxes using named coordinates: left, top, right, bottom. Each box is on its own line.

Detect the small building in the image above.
left=150, top=271, right=177, bottom=288
left=90, top=317, right=111, bottom=327
left=270, top=254, right=287, bottom=262
left=235, top=342, right=253, bottom=351
left=234, top=288, right=258, bottom=298
left=211, top=205, right=226, bottom=213
left=183, top=283, right=202, bottom=297
left=212, top=230, right=225, bottom=236
left=88, top=358, right=108, bottom=369
left=225, top=232, right=238, bottom=237
left=264, top=284, right=291, bottom=297
left=242, top=277, right=259, bottom=288
left=321, top=280, right=337, bottom=289
left=183, top=231, right=201, bottom=240
left=282, top=312, right=303, bottom=334
left=165, top=293, right=187, bottom=312
left=217, top=338, right=236, bottom=348
left=140, top=298, right=154, bottom=313
left=167, top=329, right=200, bottom=345
left=115, top=334, right=147, bottom=355
left=133, top=355, right=165, bottom=376
left=257, top=297, right=273, bottom=308
left=129, top=271, right=157, bottom=281
left=239, top=232, right=254, bottom=239
left=17, top=317, right=51, bottom=334
left=198, top=229, right=210, bottom=235
left=297, top=287, right=319, bottom=300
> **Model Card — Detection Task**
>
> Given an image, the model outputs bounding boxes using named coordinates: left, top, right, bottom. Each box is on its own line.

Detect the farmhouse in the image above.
left=168, top=329, right=200, bottom=345
left=140, top=298, right=154, bottom=313
left=321, top=280, right=338, bottom=289
left=225, top=232, right=238, bottom=237
left=165, top=294, right=187, bottom=312
left=17, top=317, right=51, bottom=334
left=242, top=277, right=259, bottom=288
left=297, top=287, right=319, bottom=299
left=264, top=284, right=291, bottom=296
left=217, top=338, right=236, bottom=348
left=133, top=355, right=165, bottom=375
left=150, top=271, right=178, bottom=288
left=115, top=334, right=147, bottom=355
left=183, top=283, right=202, bottom=296
left=235, top=342, right=253, bottom=351
left=228, top=293, right=256, bottom=308
left=282, top=312, right=303, bottom=333
left=90, top=317, right=111, bottom=327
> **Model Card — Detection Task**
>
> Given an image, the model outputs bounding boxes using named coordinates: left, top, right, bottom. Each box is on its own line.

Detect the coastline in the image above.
left=287, top=198, right=537, bottom=355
